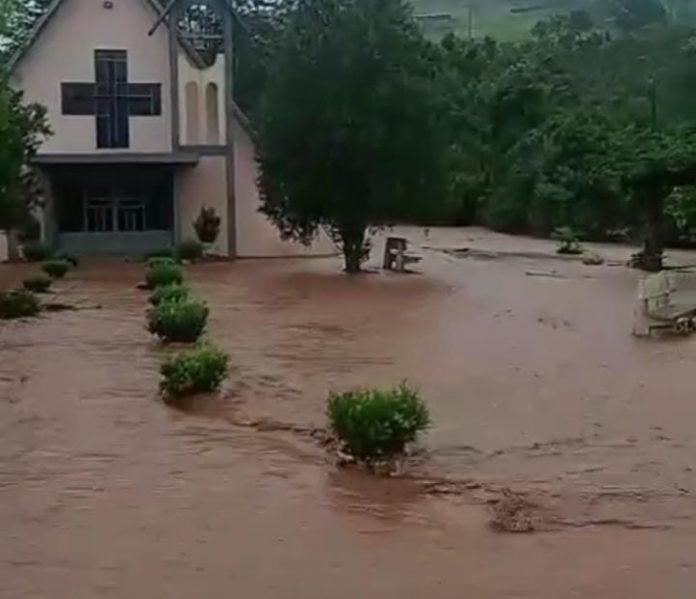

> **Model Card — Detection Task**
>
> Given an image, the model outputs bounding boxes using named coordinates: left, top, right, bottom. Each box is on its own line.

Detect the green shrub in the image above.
left=145, top=262, right=183, bottom=289
left=41, top=259, right=69, bottom=279
left=147, top=297, right=208, bottom=342
left=22, top=276, right=52, bottom=293
left=0, top=289, right=41, bottom=319
left=160, top=343, right=229, bottom=398
left=22, top=241, right=52, bottom=262
left=327, top=383, right=430, bottom=461
left=553, top=226, right=583, bottom=255
left=149, top=283, right=190, bottom=306
left=193, top=206, right=221, bottom=244
left=176, top=239, right=204, bottom=261
left=54, top=252, right=79, bottom=267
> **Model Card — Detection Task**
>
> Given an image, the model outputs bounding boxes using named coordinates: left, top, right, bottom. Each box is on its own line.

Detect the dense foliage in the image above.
left=145, top=262, right=184, bottom=289
left=159, top=343, right=229, bottom=398
left=147, top=297, right=209, bottom=343
left=255, top=0, right=448, bottom=272
left=0, top=288, right=40, bottom=319
left=327, top=383, right=430, bottom=460
left=176, top=239, right=204, bottom=261
left=41, top=259, right=68, bottom=279
left=54, top=251, right=78, bottom=267
left=149, top=283, right=190, bottom=307
left=21, top=240, right=51, bottom=261
left=433, top=13, right=696, bottom=268
left=193, top=207, right=221, bottom=245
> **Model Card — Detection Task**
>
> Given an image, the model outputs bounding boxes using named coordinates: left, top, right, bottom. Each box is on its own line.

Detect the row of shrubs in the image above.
left=142, top=258, right=430, bottom=464
left=143, top=258, right=229, bottom=401
left=144, top=258, right=430, bottom=462
left=1, top=252, right=79, bottom=320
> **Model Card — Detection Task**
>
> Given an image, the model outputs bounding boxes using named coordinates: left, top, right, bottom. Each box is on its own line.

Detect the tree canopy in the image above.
left=255, top=0, right=448, bottom=272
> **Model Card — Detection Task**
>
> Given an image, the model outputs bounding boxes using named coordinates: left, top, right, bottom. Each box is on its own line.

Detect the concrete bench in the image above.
left=383, top=237, right=422, bottom=272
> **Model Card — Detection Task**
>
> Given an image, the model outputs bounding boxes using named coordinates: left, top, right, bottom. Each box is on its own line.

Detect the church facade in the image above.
left=8, top=0, right=334, bottom=257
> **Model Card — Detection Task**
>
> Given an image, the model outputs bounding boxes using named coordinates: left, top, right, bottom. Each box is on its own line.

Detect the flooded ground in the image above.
left=1, top=227, right=695, bottom=598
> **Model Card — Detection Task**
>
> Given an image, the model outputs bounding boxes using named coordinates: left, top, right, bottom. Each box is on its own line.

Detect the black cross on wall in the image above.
left=61, top=50, right=161, bottom=149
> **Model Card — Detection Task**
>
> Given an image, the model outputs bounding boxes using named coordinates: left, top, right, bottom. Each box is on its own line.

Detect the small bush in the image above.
left=41, top=259, right=69, bottom=279
left=54, top=252, right=79, bottom=267
left=22, top=276, right=52, bottom=293
left=145, top=262, right=183, bottom=289
left=147, top=297, right=208, bottom=342
left=553, top=227, right=583, bottom=255
left=0, top=289, right=41, bottom=319
left=176, top=239, right=204, bottom=261
left=327, top=383, right=430, bottom=461
left=22, top=241, right=52, bottom=262
left=149, top=283, right=190, bottom=306
left=160, top=343, right=229, bottom=398
left=193, top=206, right=221, bottom=244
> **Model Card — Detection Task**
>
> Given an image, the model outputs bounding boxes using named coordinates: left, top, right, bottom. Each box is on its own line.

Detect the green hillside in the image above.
left=411, top=0, right=696, bottom=40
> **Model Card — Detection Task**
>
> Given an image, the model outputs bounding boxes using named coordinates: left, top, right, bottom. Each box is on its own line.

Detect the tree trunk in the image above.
left=340, top=225, right=367, bottom=274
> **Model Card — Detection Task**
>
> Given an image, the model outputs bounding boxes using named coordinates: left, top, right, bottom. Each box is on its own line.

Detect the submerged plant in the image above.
left=0, top=289, right=41, bottom=319
left=327, top=383, right=430, bottom=461
left=22, top=241, right=52, bottom=262
left=159, top=343, right=229, bottom=398
left=41, top=259, right=69, bottom=279
left=145, top=262, right=183, bottom=289
left=553, top=226, right=583, bottom=255
left=176, top=239, right=204, bottom=261
left=147, top=297, right=208, bottom=342
left=149, top=283, right=190, bottom=306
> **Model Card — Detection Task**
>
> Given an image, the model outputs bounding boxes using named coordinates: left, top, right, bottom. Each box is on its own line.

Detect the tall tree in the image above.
left=255, top=0, right=447, bottom=272
left=0, top=79, right=51, bottom=257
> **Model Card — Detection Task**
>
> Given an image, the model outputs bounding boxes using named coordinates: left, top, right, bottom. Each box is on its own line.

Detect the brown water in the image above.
left=1, top=229, right=695, bottom=598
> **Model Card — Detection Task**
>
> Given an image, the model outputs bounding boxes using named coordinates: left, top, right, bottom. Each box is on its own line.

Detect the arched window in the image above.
left=205, top=82, right=219, bottom=144
left=185, top=81, right=199, bottom=144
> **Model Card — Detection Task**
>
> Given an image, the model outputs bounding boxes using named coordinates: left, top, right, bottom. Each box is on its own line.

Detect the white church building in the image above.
left=8, top=0, right=334, bottom=257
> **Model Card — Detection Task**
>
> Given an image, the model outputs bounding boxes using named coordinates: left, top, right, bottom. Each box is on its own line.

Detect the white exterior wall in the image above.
left=175, top=156, right=228, bottom=255
left=233, top=119, right=336, bottom=258
left=0, top=233, right=7, bottom=262
left=12, top=0, right=172, bottom=154
left=178, top=54, right=226, bottom=146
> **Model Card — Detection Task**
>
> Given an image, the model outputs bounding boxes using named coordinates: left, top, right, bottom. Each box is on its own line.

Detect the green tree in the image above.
left=255, top=0, right=447, bottom=272
left=0, top=79, right=51, bottom=257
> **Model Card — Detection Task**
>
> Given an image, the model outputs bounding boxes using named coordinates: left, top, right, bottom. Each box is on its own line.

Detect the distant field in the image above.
left=410, top=0, right=593, bottom=39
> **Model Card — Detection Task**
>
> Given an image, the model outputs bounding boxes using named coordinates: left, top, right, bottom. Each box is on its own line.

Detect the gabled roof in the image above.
left=7, top=0, right=255, bottom=135
left=7, top=0, right=172, bottom=72
left=7, top=0, right=246, bottom=72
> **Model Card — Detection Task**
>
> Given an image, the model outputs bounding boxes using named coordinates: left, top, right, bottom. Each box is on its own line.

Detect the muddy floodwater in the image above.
left=1, top=227, right=695, bottom=598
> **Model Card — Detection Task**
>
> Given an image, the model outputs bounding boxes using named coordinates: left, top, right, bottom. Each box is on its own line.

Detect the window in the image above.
left=205, top=82, right=219, bottom=144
